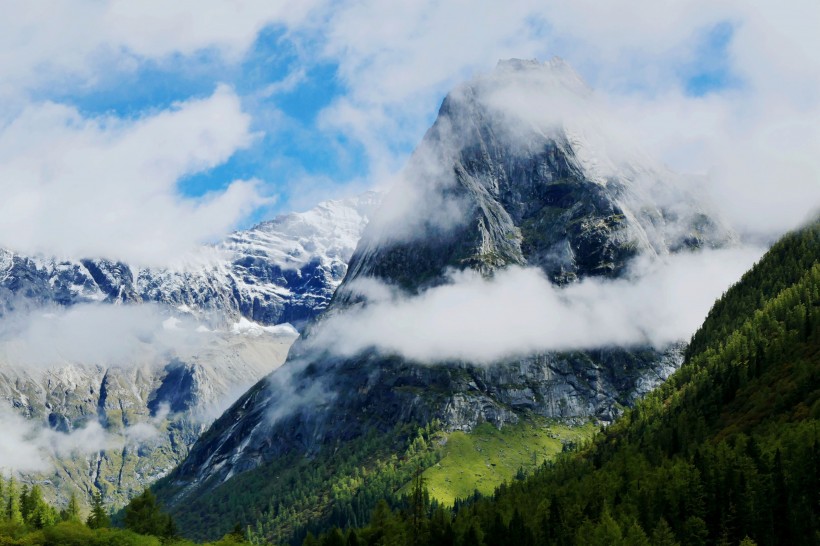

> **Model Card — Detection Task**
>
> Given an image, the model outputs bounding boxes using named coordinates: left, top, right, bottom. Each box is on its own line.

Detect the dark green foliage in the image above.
left=686, top=219, right=820, bottom=360
left=0, top=479, right=245, bottom=544
left=308, top=220, right=820, bottom=545
left=154, top=421, right=441, bottom=544
left=87, top=491, right=111, bottom=529
left=124, top=489, right=176, bottom=538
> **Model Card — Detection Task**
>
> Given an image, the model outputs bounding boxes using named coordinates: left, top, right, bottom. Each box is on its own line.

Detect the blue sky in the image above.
left=0, top=1, right=816, bottom=265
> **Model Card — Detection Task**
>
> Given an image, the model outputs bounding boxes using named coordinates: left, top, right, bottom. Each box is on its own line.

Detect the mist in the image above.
left=308, top=246, right=763, bottom=364
left=0, top=405, right=167, bottom=473
left=0, top=304, right=207, bottom=369
left=0, top=303, right=298, bottom=473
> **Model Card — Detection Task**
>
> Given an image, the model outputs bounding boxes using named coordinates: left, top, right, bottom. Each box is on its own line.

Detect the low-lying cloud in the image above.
left=0, top=303, right=300, bottom=473
left=0, top=304, right=204, bottom=368
left=308, top=246, right=763, bottom=364
left=0, top=406, right=164, bottom=473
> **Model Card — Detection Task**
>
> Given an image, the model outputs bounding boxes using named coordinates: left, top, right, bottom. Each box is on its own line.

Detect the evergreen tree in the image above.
left=18, top=484, right=30, bottom=522
left=345, top=528, right=360, bottom=546
left=60, top=493, right=81, bottom=522
left=410, top=465, right=429, bottom=544
left=650, top=518, right=679, bottom=546
left=24, top=485, right=55, bottom=528
left=623, top=522, right=651, bottom=546
left=5, top=477, right=22, bottom=524
left=86, top=491, right=110, bottom=529
left=124, top=488, right=176, bottom=538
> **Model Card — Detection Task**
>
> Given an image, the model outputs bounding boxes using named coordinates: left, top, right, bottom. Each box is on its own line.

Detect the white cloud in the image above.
left=0, top=303, right=298, bottom=370
left=308, top=247, right=763, bottom=364
left=0, top=408, right=110, bottom=473
left=0, top=304, right=186, bottom=368
left=0, top=86, right=268, bottom=266
left=0, top=1, right=324, bottom=104
left=0, top=304, right=299, bottom=472
left=0, top=400, right=174, bottom=473
left=1, top=1, right=815, bottom=264
left=0, top=409, right=52, bottom=472
left=0, top=1, right=331, bottom=266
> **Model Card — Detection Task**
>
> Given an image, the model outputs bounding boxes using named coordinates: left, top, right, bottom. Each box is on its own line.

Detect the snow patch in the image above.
left=230, top=317, right=299, bottom=339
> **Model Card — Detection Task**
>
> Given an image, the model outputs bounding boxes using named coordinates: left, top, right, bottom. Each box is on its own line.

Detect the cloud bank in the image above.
left=0, top=304, right=205, bottom=368
left=309, top=247, right=763, bottom=364
left=315, top=0, right=820, bottom=239
left=0, top=303, right=299, bottom=473
left=1, top=1, right=817, bottom=263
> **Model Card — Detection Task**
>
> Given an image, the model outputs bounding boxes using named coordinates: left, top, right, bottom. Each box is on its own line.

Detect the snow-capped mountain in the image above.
left=0, top=191, right=382, bottom=328
left=0, top=192, right=380, bottom=507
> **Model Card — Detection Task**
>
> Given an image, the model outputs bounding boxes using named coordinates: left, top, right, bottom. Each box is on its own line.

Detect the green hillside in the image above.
left=156, top=416, right=594, bottom=544
left=407, top=420, right=595, bottom=507
left=309, top=219, right=820, bottom=546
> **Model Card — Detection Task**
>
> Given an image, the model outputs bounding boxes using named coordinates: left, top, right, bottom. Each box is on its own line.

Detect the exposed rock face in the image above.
left=0, top=327, right=298, bottom=507
left=0, top=194, right=379, bottom=507
left=163, top=59, right=734, bottom=499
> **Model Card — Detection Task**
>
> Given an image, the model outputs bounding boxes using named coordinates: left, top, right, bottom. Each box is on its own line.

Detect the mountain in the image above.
left=0, top=193, right=379, bottom=508
left=155, top=59, right=734, bottom=543
left=0, top=191, right=381, bottom=328
left=310, top=217, right=820, bottom=546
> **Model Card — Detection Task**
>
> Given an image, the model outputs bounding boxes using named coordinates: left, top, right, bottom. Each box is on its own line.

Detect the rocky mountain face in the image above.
left=161, top=58, right=734, bottom=509
left=0, top=327, right=296, bottom=507
left=0, top=193, right=379, bottom=507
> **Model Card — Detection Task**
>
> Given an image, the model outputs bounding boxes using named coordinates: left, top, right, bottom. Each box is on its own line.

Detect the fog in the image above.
left=309, top=247, right=763, bottom=364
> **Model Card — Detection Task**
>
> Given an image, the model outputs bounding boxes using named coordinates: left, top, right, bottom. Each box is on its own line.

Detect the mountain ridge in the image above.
left=155, top=58, right=737, bottom=543
left=0, top=192, right=380, bottom=509
left=0, top=191, right=381, bottom=328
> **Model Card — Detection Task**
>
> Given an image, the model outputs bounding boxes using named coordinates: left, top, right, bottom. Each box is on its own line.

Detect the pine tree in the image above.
left=5, top=478, right=22, bottom=524
left=60, top=493, right=81, bottom=522
left=25, top=485, right=54, bottom=528
left=86, top=491, right=110, bottom=529
left=623, top=521, right=651, bottom=546
left=410, top=465, right=428, bottom=544
left=18, top=484, right=30, bottom=522
left=651, top=518, right=680, bottom=546
left=124, top=489, right=175, bottom=538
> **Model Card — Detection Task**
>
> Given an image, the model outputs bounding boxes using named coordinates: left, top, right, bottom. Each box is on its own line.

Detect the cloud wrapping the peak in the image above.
left=312, top=0, right=820, bottom=238
left=309, top=247, right=763, bottom=364
left=1, top=1, right=817, bottom=262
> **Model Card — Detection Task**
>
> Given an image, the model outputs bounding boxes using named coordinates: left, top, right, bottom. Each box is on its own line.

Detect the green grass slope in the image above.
left=408, top=420, right=595, bottom=507
left=156, top=415, right=595, bottom=545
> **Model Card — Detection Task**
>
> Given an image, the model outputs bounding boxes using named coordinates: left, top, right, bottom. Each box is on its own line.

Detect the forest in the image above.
left=305, top=220, right=820, bottom=545
left=0, top=479, right=246, bottom=545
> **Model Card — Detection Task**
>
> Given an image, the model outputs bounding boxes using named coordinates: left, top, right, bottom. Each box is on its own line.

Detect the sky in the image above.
left=0, top=0, right=818, bottom=265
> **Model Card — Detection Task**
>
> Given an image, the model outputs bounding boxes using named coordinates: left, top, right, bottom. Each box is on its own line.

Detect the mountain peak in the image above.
left=495, top=56, right=577, bottom=76
left=157, top=62, right=736, bottom=525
